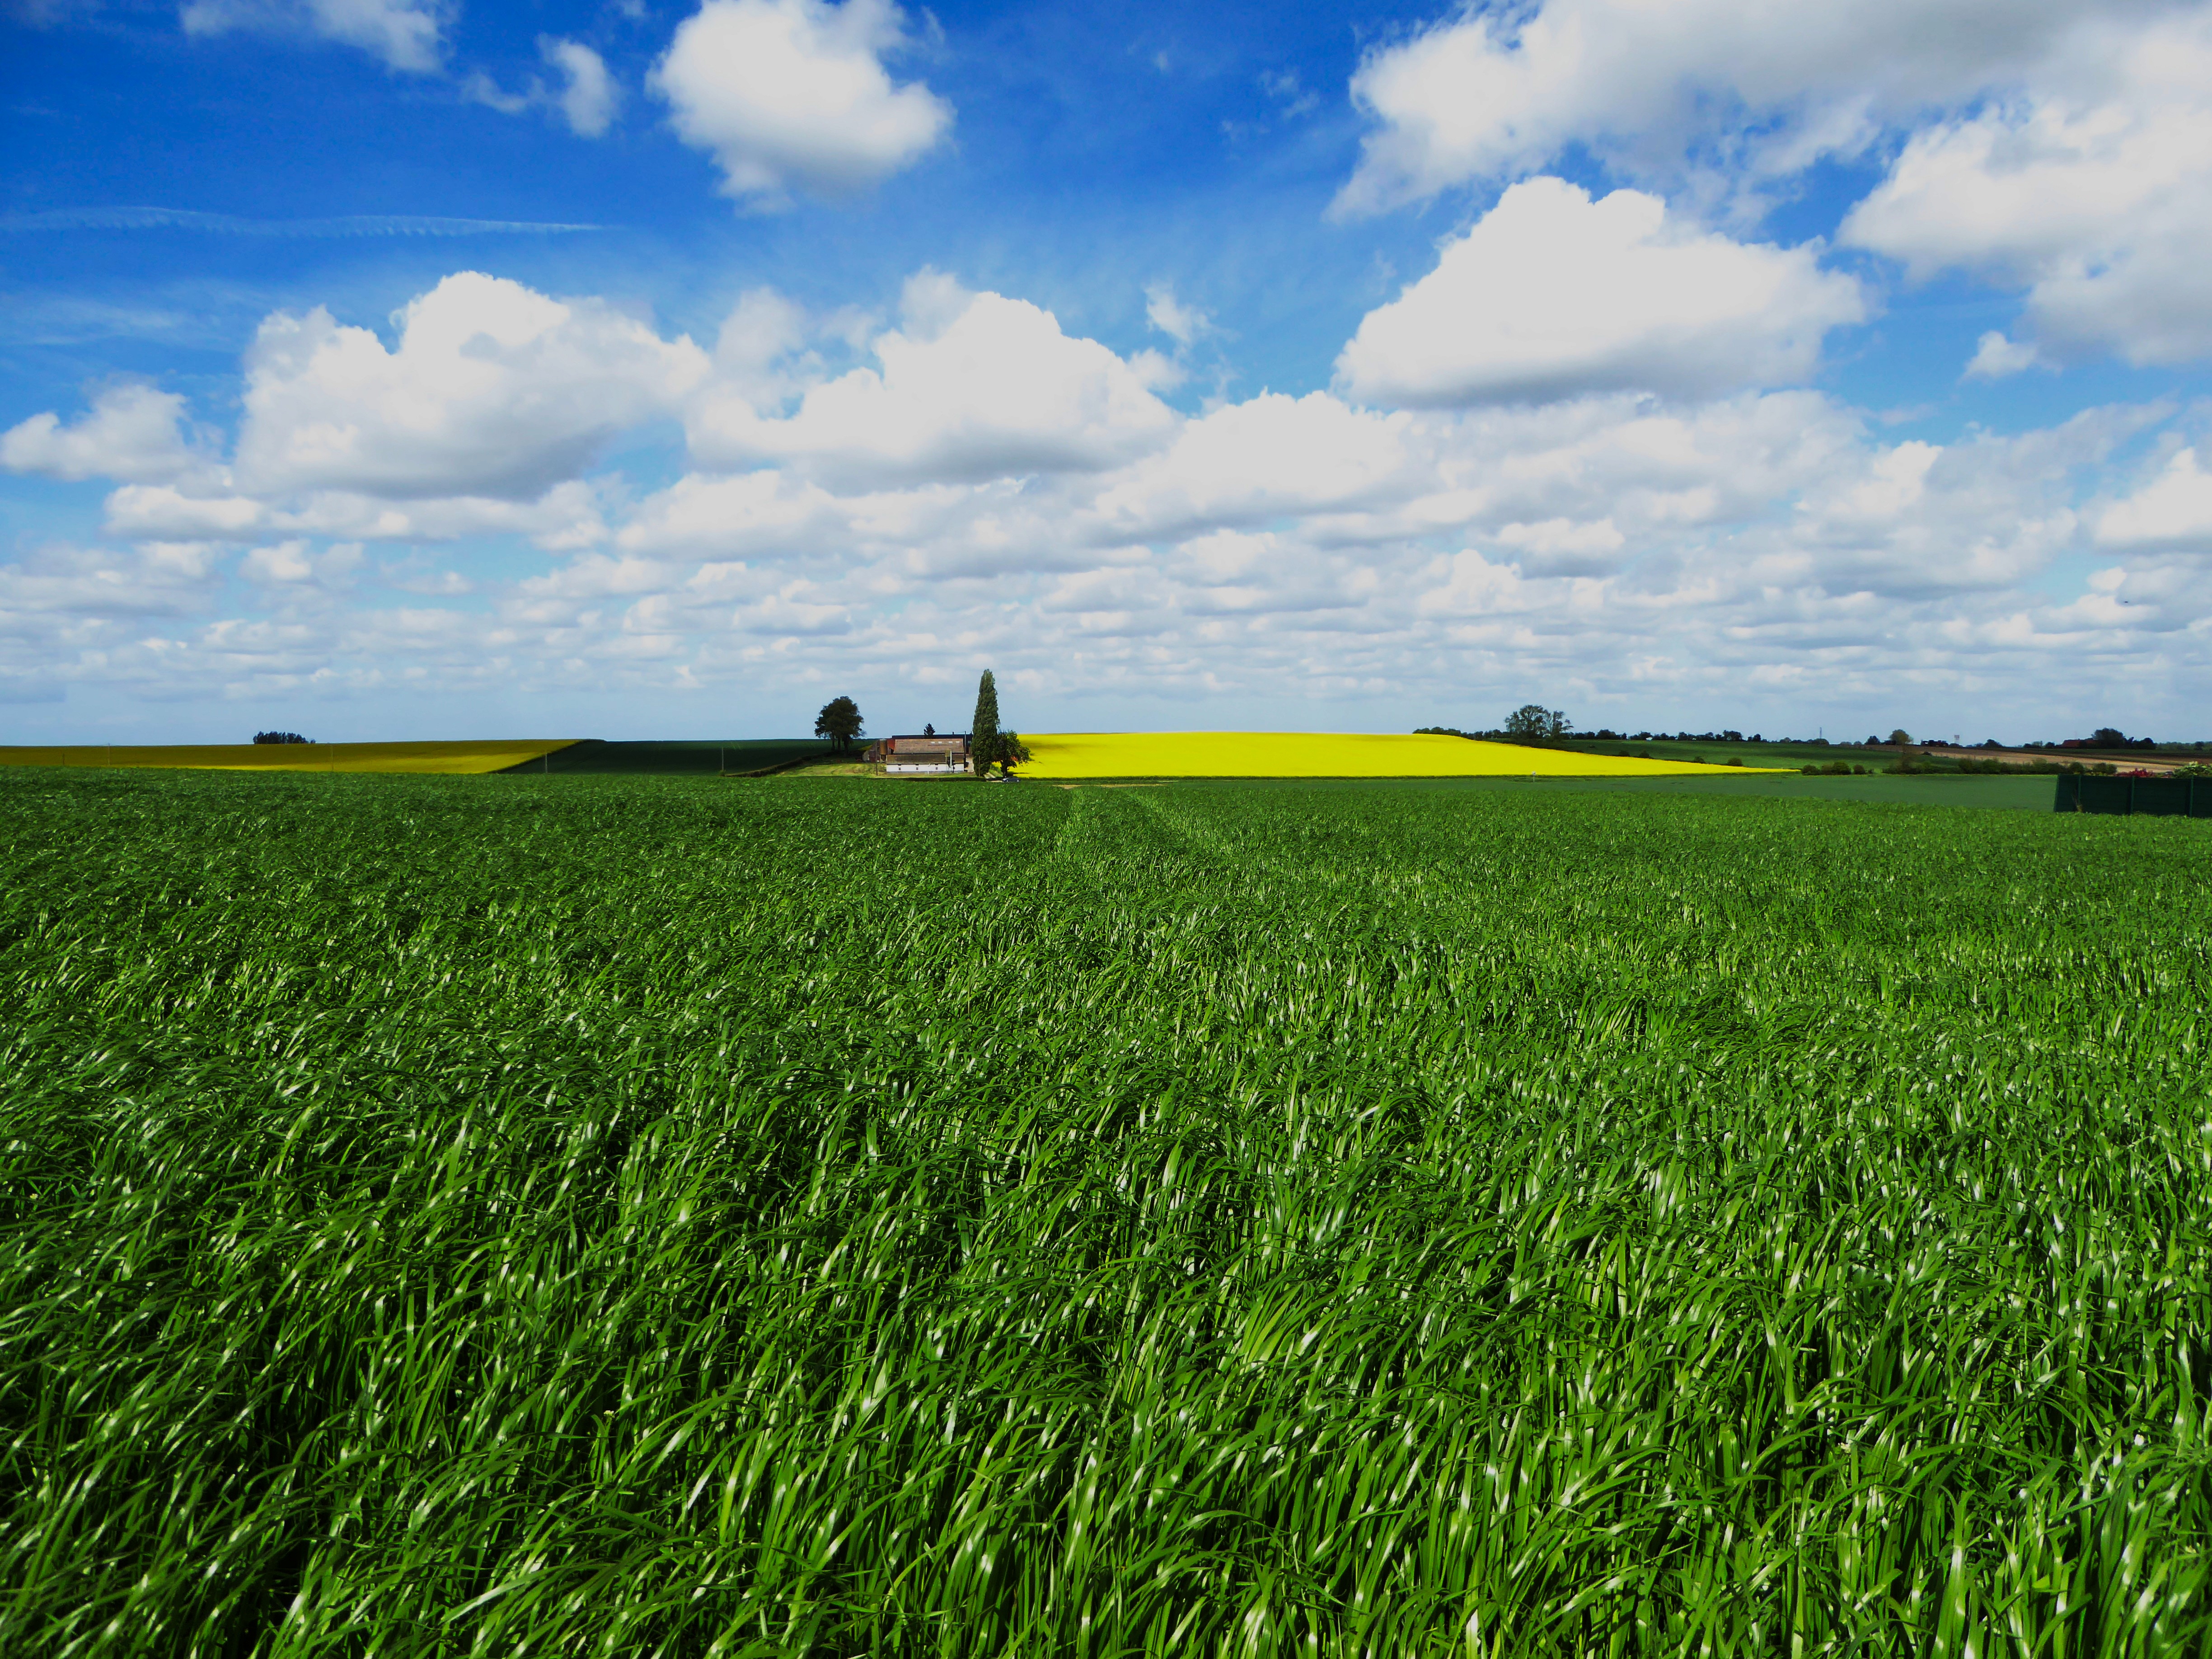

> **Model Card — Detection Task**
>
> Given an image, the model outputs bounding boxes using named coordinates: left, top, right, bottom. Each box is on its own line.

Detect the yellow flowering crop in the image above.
left=0, top=740, right=576, bottom=776
left=1019, top=731, right=1788, bottom=779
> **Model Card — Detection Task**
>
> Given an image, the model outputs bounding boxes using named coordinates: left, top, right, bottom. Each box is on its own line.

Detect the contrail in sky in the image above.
left=0, top=207, right=606, bottom=236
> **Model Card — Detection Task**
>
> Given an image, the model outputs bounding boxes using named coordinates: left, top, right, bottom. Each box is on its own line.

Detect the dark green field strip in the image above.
left=1, top=771, right=2207, bottom=1656
left=499, top=740, right=838, bottom=775
left=1553, top=739, right=1890, bottom=769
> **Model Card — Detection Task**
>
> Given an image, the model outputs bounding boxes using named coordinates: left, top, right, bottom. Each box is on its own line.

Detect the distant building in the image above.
left=866, top=733, right=970, bottom=773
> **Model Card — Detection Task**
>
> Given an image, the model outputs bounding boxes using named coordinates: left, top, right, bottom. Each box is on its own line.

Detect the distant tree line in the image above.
left=1418, top=712, right=2204, bottom=752
left=252, top=731, right=311, bottom=745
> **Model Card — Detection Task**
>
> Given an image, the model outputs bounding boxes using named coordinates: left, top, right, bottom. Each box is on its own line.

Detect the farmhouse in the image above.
left=866, top=733, right=970, bottom=773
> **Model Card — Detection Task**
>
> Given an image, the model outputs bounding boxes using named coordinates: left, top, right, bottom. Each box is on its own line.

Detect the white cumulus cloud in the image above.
left=1335, top=179, right=1865, bottom=407
left=1842, top=18, right=2212, bottom=366
left=1964, top=332, right=2043, bottom=379
left=686, top=272, right=1176, bottom=487
left=0, top=540, right=225, bottom=619
left=1492, top=516, right=1627, bottom=572
left=614, top=470, right=847, bottom=558
left=541, top=37, right=622, bottom=136
left=651, top=0, right=952, bottom=205
left=1087, top=392, right=1419, bottom=542
left=13, top=266, right=2210, bottom=735
left=2096, top=446, right=2212, bottom=550
left=2, top=384, right=212, bottom=484
left=1330, top=0, right=2212, bottom=372
left=1332, top=0, right=2178, bottom=214
left=234, top=271, right=707, bottom=500
left=99, top=479, right=609, bottom=548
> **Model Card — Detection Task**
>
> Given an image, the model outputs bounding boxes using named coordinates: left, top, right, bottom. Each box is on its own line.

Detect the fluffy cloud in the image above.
left=686, top=273, right=1176, bottom=487
left=9, top=267, right=2207, bottom=733
left=101, top=479, right=607, bottom=547
left=0, top=540, right=225, bottom=618
left=651, top=0, right=951, bottom=204
left=1241, top=390, right=1863, bottom=557
left=2096, top=446, right=2212, bottom=551
left=1774, top=412, right=2128, bottom=595
left=1335, top=179, right=1865, bottom=406
left=1492, top=517, right=1626, bottom=569
left=240, top=539, right=363, bottom=590
left=1964, top=332, right=2042, bottom=379
left=178, top=0, right=445, bottom=74
left=1842, top=19, right=2212, bottom=364
left=234, top=272, right=706, bottom=500
left=470, top=37, right=624, bottom=135
left=1087, top=392, right=1418, bottom=543
left=1330, top=0, right=2212, bottom=370
left=2, top=384, right=211, bottom=484
left=1333, top=0, right=2166, bottom=213
left=613, top=470, right=848, bottom=558
left=541, top=38, right=620, bottom=137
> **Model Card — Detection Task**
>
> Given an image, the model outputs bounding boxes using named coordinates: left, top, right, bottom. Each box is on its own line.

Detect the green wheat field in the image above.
left=3, top=768, right=2208, bottom=1656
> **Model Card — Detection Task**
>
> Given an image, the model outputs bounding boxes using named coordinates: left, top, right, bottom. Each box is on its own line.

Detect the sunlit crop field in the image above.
left=0, top=738, right=576, bottom=775
left=1021, top=730, right=1786, bottom=778
left=4, top=769, right=2208, bottom=1655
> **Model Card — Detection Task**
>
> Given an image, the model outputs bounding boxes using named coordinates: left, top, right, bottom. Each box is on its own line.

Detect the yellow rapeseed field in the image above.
left=0, top=740, right=576, bottom=776
left=1019, top=732, right=1789, bottom=779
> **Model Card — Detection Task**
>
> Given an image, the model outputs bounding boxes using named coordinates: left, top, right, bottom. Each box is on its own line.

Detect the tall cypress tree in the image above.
left=970, top=670, right=1001, bottom=776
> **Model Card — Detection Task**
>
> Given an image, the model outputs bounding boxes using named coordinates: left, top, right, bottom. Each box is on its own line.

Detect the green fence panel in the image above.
left=2055, top=775, right=2210, bottom=816
left=2072, top=777, right=2133, bottom=814
left=2132, top=779, right=2189, bottom=816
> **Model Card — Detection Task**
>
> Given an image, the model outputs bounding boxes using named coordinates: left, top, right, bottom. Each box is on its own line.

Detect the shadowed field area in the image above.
left=498, top=740, right=838, bottom=775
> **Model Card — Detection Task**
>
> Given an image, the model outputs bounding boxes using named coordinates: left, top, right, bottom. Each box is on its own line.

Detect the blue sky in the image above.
left=4, top=0, right=2209, bottom=743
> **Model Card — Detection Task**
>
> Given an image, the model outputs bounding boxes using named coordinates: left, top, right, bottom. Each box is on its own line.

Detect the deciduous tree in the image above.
left=814, top=697, right=864, bottom=753
left=1504, top=704, right=1571, bottom=741
left=1504, top=704, right=1549, bottom=740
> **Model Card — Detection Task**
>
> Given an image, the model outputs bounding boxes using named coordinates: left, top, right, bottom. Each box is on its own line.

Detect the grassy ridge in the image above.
left=2, top=771, right=2209, bottom=1654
